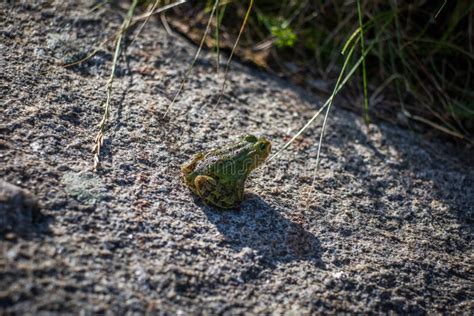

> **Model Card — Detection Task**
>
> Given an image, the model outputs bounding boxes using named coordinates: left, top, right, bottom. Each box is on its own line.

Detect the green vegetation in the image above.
left=69, top=1, right=473, bottom=169
left=177, top=0, right=473, bottom=142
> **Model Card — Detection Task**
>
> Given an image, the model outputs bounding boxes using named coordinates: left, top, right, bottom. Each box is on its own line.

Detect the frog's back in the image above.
left=193, top=141, right=252, bottom=176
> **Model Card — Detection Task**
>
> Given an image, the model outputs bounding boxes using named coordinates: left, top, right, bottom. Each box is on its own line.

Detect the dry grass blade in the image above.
left=163, top=0, right=219, bottom=117
left=213, top=0, right=254, bottom=109
left=434, top=0, right=448, bottom=19
left=132, top=0, right=187, bottom=42
left=64, top=0, right=186, bottom=68
left=130, top=0, right=162, bottom=46
left=133, top=0, right=187, bottom=22
left=93, top=0, right=138, bottom=171
left=402, top=109, right=467, bottom=141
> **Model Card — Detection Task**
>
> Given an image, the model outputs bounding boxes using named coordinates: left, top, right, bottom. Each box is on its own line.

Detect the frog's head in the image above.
left=242, top=134, right=271, bottom=171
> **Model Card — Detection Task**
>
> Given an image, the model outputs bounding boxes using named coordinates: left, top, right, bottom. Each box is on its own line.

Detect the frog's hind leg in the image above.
left=194, top=176, right=235, bottom=209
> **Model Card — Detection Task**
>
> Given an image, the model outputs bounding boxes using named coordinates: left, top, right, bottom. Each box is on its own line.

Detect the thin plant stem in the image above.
left=215, top=1, right=220, bottom=70
left=215, top=2, right=227, bottom=71
left=435, top=0, right=447, bottom=19
left=93, top=0, right=139, bottom=171
left=132, top=0, right=187, bottom=22
left=130, top=0, right=161, bottom=47
left=164, top=0, right=219, bottom=117
left=357, top=0, right=370, bottom=124
left=213, top=0, right=254, bottom=109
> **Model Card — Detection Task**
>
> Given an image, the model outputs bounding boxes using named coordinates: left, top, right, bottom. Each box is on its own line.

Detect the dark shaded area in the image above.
left=0, top=180, right=50, bottom=238
left=201, top=194, right=323, bottom=266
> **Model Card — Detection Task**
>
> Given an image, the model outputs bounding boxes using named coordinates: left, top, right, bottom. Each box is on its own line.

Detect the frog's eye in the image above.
left=259, top=143, right=267, bottom=151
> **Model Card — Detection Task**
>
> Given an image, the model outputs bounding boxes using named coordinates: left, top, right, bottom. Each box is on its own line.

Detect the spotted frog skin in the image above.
left=181, top=135, right=271, bottom=209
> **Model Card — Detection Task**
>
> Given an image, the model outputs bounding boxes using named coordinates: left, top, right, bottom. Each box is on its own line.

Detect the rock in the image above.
left=0, top=180, right=41, bottom=234
left=0, top=1, right=472, bottom=314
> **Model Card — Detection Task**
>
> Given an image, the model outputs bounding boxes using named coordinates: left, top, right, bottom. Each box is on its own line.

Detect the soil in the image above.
left=1, top=1, right=473, bottom=314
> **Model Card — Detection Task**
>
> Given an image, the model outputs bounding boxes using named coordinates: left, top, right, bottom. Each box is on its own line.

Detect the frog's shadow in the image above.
left=199, top=193, right=323, bottom=267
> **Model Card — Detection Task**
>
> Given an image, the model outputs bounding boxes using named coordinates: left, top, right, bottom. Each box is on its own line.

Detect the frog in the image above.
left=181, top=134, right=272, bottom=209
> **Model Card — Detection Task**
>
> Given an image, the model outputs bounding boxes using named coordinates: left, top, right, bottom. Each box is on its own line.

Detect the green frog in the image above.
left=181, top=135, right=272, bottom=209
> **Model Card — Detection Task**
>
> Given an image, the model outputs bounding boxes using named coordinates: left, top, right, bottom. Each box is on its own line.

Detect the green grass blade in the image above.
left=357, top=0, right=370, bottom=124
left=269, top=18, right=392, bottom=162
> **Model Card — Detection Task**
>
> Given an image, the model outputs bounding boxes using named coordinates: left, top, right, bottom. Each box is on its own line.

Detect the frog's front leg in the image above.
left=181, top=152, right=205, bottom=175
left=181, top=152, right=205, bottom=187
left=194, top=176, right=237, bottom=209
left=235, top=179, right=245, bottom=203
